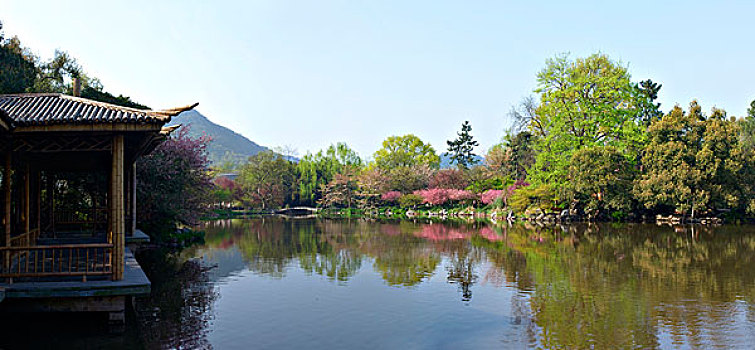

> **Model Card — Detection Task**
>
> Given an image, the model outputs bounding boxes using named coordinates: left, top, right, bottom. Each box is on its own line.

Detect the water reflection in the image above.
left=192, top=218, right=755, bottom=349
left=135, top=249, right=218, bottom=349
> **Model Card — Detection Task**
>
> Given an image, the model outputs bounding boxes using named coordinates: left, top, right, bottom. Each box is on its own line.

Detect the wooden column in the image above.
left=124, top=165, right=130, bottom=236
left=36, top=170, right=41, bottom=231
left=110, top=135, right=125, bottom=280
left=4, top=151, right=11, bottom=247
left=4, top=151, right=11, bottom=276
left=23, top=163, right=29, bottom=235
left=48, top=173, right=55, bottom=237
left=131, top=162, right=137, bottom=236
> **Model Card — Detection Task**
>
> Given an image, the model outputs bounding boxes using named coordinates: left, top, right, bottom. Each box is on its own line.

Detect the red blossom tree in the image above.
left=213, top=176, right=242, bottom=207
left=137, top=127, right=213, bottom=238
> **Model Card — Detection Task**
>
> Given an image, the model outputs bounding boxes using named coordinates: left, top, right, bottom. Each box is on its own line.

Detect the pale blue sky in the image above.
left=2, top=0, right=754, bottom=158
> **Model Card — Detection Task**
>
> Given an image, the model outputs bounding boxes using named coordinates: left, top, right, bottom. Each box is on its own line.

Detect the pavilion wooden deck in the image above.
left=0, top=247, right=149, bottom=299
left=0, top=92, right=192, bottom=325
left=0, top=248, right=149, bottom=325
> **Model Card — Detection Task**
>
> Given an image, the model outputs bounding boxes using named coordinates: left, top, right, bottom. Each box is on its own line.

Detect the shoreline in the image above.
left=207, top=207, right=753, bottom=226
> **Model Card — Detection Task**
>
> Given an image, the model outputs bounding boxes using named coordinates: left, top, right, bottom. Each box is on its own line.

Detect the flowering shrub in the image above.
left=480, top=189, right=504, bottom=205
left=447, top=189, right=476, bottom=202
left=414, top=188, right=450, bottom=205
left=414, top=188, right=476, bottom=205
left=381, top=191, right=402, bottom=203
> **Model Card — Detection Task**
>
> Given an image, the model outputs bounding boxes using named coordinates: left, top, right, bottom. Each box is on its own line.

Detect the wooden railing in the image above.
left=0, top=243, right=113, bottom=282
left=9, top=228, right=40, bottom=247
left=54, top=209, right=108, bottom=225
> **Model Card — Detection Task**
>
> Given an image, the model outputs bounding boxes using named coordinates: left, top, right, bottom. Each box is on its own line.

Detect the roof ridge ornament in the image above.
left=152, top=102, right=200, bottom=118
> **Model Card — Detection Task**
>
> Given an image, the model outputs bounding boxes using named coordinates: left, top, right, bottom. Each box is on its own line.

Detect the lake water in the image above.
left=3, top=217, right=755, bottom=349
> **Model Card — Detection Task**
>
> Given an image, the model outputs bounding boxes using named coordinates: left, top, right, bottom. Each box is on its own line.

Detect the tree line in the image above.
left=219, top=53, right=755, bottom=221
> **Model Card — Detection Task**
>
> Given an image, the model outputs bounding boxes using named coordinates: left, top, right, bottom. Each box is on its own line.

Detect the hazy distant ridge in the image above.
left=168, top=110, right=267, bottom=166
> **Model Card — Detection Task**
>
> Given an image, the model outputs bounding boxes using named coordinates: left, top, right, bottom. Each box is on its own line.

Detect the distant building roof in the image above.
left=0, top=93, right=197, bottom=129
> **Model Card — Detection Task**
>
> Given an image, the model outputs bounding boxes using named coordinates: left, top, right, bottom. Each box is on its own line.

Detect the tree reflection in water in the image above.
left=193, top=218, right=755, bottom=349
left=135, top=248, right=218, bottom=349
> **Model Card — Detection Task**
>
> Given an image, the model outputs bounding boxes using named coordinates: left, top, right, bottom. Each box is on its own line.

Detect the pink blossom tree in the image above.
left=414, top=188, right=451, bottom=205
left=381, top=191, right=402, bottom=203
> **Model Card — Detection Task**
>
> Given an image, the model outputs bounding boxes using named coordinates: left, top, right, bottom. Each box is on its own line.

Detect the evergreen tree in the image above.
left=636, top=79, right=663, bottom=127
left=633, top=102, right=754, bottom=217
left=742, top=99, right=755, bottom=151
left=445, top=121, right=479, bottom=169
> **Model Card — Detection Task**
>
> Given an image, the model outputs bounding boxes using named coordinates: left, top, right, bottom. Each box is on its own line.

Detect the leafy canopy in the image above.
left=238, top=151, right=297, bottom=209
left=528, top=53, right=651, bottom=190
left=633, top=102, right=754, bottom=216
left=372, top=134, right=440, bottom=170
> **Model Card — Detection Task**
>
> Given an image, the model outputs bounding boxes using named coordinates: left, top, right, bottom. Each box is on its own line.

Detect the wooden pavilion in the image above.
left=0, top=92, right=195, bottom=323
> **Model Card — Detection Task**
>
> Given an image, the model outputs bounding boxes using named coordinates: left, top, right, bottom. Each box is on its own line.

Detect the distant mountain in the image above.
left=168, top=110, right=268, bottom=166
left=440, top=153, right=485, bottom=169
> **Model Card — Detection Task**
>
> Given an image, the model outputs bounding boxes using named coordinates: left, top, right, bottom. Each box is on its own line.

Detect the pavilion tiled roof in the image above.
left=0, top=93, right=197, bottom=128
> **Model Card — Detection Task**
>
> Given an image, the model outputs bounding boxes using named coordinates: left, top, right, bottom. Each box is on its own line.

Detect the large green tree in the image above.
left=372, top=134, right=440, bottom=169
left=527, top=53, right=651, bottom=190
left=238, top=151, right=297, bottom=209
left=633, top=102, right=754, bottom=217
left=445, top=121, right=479, bottom=169
left=370, top=134, right=439, bottom=194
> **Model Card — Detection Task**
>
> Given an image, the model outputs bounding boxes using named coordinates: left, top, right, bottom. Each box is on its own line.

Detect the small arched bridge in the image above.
left=275, top=207, right=320, bottom=216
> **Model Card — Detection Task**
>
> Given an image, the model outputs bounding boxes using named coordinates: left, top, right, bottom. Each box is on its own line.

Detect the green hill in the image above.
left=168, top=110, right=267, bottom=167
